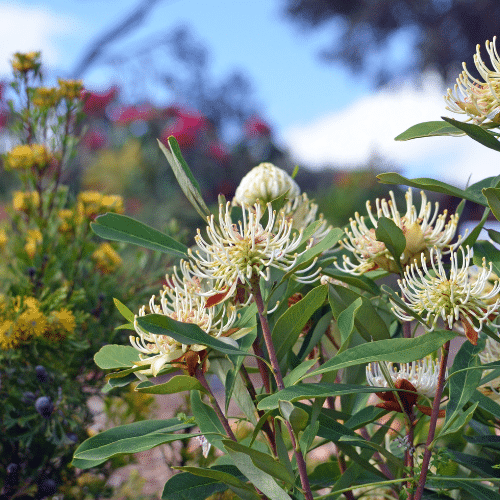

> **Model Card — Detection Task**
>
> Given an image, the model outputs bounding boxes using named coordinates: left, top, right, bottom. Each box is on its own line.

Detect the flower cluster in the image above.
left=0, top=296, right=75, bottom=350
left=338, top=189, right=462, bottom=274
left=77, top=191, right=124, bottom=219
left=92, top=242, right=123, bottom=274
left=11, top=51, right=41, bottom=74
left=5, top=144, right=52, bottom=171
left=392, top=246, right=500, bottom=345
left=445, top=36, right=500, bottom=125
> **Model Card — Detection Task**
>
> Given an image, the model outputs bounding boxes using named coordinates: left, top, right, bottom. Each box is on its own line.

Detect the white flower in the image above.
left=392, top=246, right=500, bottom=345
left=366, top=357, right=442, bottom=398
left=187, top=202, right=320, bottom=300
left=282, top=193, right=331, bottom=243
left=234, top=162, right=300, bottom=206
left=130, top=285, right=237, bottom=376
left=338, top=189, right=463, bottom=275
left=445, top=36, right=500, bottom=125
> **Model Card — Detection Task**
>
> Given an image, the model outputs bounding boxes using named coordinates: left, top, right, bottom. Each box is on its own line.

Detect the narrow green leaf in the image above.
left=272, top=284, right=327, bottom=363
left=94, top=345, right=140, bottom=369
left=345, top=406, right=387, bottom=430
left=338, top=435, right=403, bottom=468
left=337, top=298, right=362, bottom=348
left=435, top=479, right=500, bottom=500
left=190, top=390, right=226, bottom=451
left=320, top=268, right=380, bottom=295
left=395, top=120, right=463, bottom=141
left=471, top=390, right=500, bottom=420
left=135, top=375, right=208, bottom=395
left=297, top=311, right=333, bottom=362
left=224, top=448, right=293, bottom=500
left=162, top=465, right=248, bottom=500
left=137, top=314, right=253, bottom=357
left=445, top=341, right=483, bottom=425
left=113, top=298, right=135, bottom=322
left=483, top=187, right=500, bottom=221
left=298, top=330, right=456, bottom=381
left=488, top=228, right=500, bottom=245
left=170, top=465, right=259, bottom=500
left=446, top=449, right=500, bottom=478
left=462, top=206, right=490, bottom=248
left=258, top=383, right=388, bottom=411
left=73, top=419, right=194, bottom=467
left=222, top=440, right=295, bottom=486
left=463, top=434, right=500, bottom=450
left=158, top=137, right=210, bottom=219
left=284, top=358, right=318, bottom=387
left=375, top=217, right=406, bottom=272
left=441, top=116, right=500, bottom=152
left=376, top=172, right=489, bottom=206
left=439, top=403, right=478, bottom=440
left=91, top=213, right=188, bottom=257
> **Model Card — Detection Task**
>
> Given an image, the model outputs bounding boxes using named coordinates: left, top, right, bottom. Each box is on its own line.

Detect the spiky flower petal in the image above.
left=445, top=37, right=500, bottom=125
left=338, top=189, right=462, bottom=274
left=366, top=357, right=442, bottom=398
left=392, top=246, right=500, bottom=344
left=234, top=162, right=300, bottom=206
left=187, top=202, right=318, bottom=300
left=130, top=286, right=237, bottom=376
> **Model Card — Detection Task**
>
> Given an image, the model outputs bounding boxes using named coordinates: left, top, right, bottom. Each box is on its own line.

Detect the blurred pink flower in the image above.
left=81, top=86, right=118, bottom=116
left=160, top=106, right=208, bottom=148
left=245, top=116, right=271, bottom=137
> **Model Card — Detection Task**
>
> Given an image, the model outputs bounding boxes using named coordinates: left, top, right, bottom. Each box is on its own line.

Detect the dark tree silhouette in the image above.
left=282, top=0, right=500, bottom=84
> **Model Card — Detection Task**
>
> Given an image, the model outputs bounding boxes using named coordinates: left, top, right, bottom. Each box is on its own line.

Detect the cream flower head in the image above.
left=338, top=189, right=462, bottom=275
left=234, top=163, right=300, bottom=206
left=187, top=202, right=319, bottom=300
left=445, top=36, right=500, bottom=125
left=392, top=246, right=500, bottom=345
left=366, top=357, right=442, bottom=399
left=130, top=286, right=237, bottom=376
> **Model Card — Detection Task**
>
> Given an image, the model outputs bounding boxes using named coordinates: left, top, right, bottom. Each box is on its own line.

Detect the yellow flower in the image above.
left=0, top=229, right=7, bottom=250
left=33, top=87, right=60, bottom=108
left=25, top=229, right=42, bottom=259
left=77, top=190, right=102, bottom=218
left=45, top=308, right=76, bottom=341
left=58, top=79, right=83, bottom=100
left=58, top=209, right=75, bottom=233
left=92, top=242, right=122, bottom=273
left=0, top=320, right=15, bottom=350
left=53, top=309, right=76, bottom=333
left=100, top=194, right=124, bottom=214
left=11, top=51, right=41, bottom=73
left=338, top=189, right=463, bottom=274
left=445, top=36, right=500, bottom=125
left=5, top=144, right=51, bottom=171
left=13, top=191, right=40, bottom=212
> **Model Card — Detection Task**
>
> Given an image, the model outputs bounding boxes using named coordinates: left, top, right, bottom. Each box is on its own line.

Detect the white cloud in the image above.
left=283, top=73, right=499, bottom=188
left=0, top=3, right=78, bottom=75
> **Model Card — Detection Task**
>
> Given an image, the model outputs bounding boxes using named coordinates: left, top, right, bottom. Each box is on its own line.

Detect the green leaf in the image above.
left=158, top=137, right=210, bottom=220
left=338, top=435, right=403, bottom=468
left=463, top=434, right=500, bottom=450
left=462, top=206, right=490, bottom=248
left=73, top=419, right=194, bottom=467
left=190, top=390, right=226, bottom=451
left=162, top=465, right=248, bottom=500
left=297, top=311, right=333, bottom=362
left=375, top=217, right=406, bottom=272
left=483, top=187, right=500, bottom=222
left=441, top=116, right=500, bottom=152
left=488, top=228, right=500, bottom=245
left=113, top=298, right=135, bottom=322
left=272, top=284, right=327, bottom=363
left=471, top=390, right=500, bottom=420
left=434, top=479, right=500, bottom=500
left=222, top=440, right=295, bottom=486
left=345, top=406, right=387, bottom=430
left=284, top=358, right=318, bottom=387
left=445, top=341, right=483, bottom=425
left=473, top=240, right=500, bottom=278
left=224, top=447, right=293, bottom=500
left=320, top=268, right=380, bottom=295
left=446, top=449, right=500, bottom=478
left=395, top=120, right=463, bottom=141
left=258, top=383, right=388, bottom=411
left=337, top=297, right=362, bottom=348
left=376, top=172, right=490, bottom=207
left=94, top=345, right=140, bottom=369
left=170, top=465, right=259, bottom=500
left=135, top=375, right=208, bottom=395
left=91, top=213, right=188, bottom=257
left=438, top=402, right=478, bottom=441
left=137, top=314, right=253, bottom=357
left=298, top=330, right=456, bottom=381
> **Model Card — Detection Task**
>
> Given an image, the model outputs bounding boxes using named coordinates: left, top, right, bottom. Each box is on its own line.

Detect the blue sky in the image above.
left=1, top=0, right=499, bottom=186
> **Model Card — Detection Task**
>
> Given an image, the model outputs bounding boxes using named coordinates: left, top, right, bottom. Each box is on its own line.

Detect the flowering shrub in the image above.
left=73, top=38, right=500, bottom=500
left=0, top=53, right=166, bottom=499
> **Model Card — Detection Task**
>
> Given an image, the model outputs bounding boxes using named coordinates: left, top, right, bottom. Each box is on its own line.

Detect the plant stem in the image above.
left=195, top=367, right=237, bottom=441
left=250, top=277, right=314, bottom=500
left=413, top=340, right=450, bottom=500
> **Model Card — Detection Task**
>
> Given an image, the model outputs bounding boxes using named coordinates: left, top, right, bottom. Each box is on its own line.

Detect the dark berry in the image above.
left=37, top=478, right=57, bottom=497
left=27, top=267, right=37, bottom=279
left=35, top=396, right=53, bottom=418
left=35, top=365, right=48, bottom=383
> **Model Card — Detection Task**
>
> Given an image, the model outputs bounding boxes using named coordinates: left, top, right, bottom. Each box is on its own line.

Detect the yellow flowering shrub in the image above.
left=12, top=191, right=40, bottom=212
left=58, top=78, right=83, bottom=100
left=5, top=144, right=51, bottom=171
left=11, top=51, right=41, bottom=73
left=92, top=242, right=123, bottom=274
